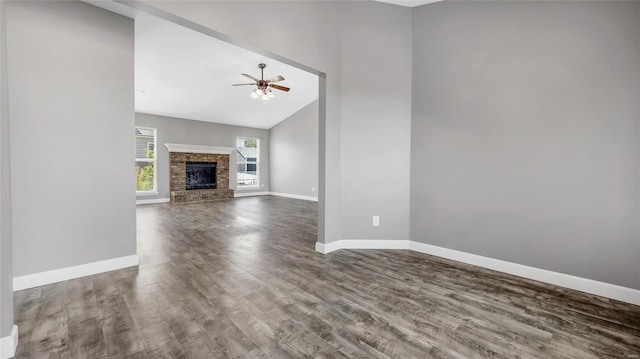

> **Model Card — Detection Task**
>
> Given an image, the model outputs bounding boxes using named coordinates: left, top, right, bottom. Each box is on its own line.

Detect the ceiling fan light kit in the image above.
left=232, top=63, right=290, bottom=101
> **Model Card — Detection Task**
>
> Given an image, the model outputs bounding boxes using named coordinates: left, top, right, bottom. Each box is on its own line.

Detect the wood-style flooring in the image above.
left=14, top=196, right=640, bottom=358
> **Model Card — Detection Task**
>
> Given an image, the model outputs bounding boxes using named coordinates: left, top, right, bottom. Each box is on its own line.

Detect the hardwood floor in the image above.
left=14, top=196, right=640, bottom=358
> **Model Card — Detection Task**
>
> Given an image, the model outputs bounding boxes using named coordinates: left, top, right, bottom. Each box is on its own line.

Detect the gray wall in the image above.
left=269, top=100, right=318, bottom=198
left=411, top=1, right=640, bottom=289
left=135, top=112, right=270, bottom=200
left=7, top=1, right=136, bottom=277
left=143, top=0, right=413, bottom=243
left=0, top=0, right=13, bottom=337
left=339, top=2, right=412, bottom=241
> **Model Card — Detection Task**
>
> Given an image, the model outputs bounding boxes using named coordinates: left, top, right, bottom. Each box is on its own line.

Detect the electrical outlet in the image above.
left=373, top=216, right=380, bottom=226
left=311, top=187, right=316, bottom=193
left=261, top=183, right=264, bottom=188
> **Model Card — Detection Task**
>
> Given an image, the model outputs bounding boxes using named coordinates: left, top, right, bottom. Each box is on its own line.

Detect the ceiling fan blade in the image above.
left=270, top=84, right=290, bottom=92
left=232, top=83, right=257, bottom=86
left=266, top=75, right=285, bottom=83
left=241, top=73, right=259, bottom=81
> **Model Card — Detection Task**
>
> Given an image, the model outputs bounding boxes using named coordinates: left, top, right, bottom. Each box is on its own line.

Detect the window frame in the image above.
left=236, top=136, right=260, bottom=190
left=135, top=126, right=158, bottom=195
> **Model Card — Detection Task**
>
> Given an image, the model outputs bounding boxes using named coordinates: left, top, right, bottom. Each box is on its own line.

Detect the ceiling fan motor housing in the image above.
left=257, top=63, right=268, bottom=90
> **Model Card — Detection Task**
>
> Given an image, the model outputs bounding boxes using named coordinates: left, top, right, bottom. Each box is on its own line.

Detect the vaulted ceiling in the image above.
left=135, top=14, right=319, bottom=129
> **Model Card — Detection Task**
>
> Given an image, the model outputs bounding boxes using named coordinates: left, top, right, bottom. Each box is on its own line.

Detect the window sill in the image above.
left=136, top=191, right=159, bottom=196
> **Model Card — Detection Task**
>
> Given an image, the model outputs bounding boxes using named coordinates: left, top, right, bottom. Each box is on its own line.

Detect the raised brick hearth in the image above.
left=169, top=152, right=234, bottom=203
left=170, top=188, right=234, bottom=203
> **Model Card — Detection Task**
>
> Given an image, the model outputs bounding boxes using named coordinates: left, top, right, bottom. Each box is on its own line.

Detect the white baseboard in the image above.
left=407, top=241, right=640, bottom=306
left=315, top=239, right=640, bottom=306
left=233, top=191, right=318, bottom=201
left=136, top=198, right=170, bottom=205
left=234, top=191, right=270, bottom=198
left=317, top=239, right=408, bottom=254
left=315, top=241, right=340, bottom=254
left=13, top=255, right=139, bottom=291
left=269, top=192, right=318, bottom=202
left=0, top=325, right=18, bottom=359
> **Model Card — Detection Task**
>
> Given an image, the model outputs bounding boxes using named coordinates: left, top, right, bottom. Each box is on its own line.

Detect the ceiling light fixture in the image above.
left=232, top=63, right=290, bottom=101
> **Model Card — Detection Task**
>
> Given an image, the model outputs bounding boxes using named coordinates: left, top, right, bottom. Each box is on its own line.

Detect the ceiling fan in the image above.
left=232, top=63, right=290, bottom=100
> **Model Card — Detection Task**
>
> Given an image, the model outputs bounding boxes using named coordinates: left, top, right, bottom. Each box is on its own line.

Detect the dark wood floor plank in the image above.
left=13, top=196, right=640, bottom=358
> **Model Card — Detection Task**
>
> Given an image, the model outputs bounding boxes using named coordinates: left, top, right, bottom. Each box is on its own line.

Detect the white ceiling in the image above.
left=374, top=0, right=443, bottom=7
left=135, top=14, right=319, bottom=129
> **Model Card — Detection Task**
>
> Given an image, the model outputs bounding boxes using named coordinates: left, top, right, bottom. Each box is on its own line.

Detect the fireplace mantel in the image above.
left=164, top=143, right=236, bottom=155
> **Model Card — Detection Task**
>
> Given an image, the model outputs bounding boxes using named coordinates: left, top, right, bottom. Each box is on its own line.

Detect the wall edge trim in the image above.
left=314, top=239, right=640, bottom=306
left=0, top=325, right=18, bottom=359
left=234, top=191, right=270, bottom=198
left=136, top=198, right=170, bottom=205
left=269, top=192, right=318, bottom=202
left=13, top=255, right=139, bottom=291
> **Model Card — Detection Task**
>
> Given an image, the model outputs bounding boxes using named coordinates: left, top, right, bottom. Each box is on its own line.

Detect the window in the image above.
left=135, top=127, right=157, bottom=193
left=237, top=137, right=259, bottom=188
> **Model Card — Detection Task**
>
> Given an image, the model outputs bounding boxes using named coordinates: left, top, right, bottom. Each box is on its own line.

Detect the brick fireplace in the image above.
left=165, top=144, right=235, bottom=203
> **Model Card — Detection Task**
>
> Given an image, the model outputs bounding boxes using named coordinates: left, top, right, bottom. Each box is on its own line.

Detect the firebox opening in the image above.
left=186, top=161, right=217, bottom=190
